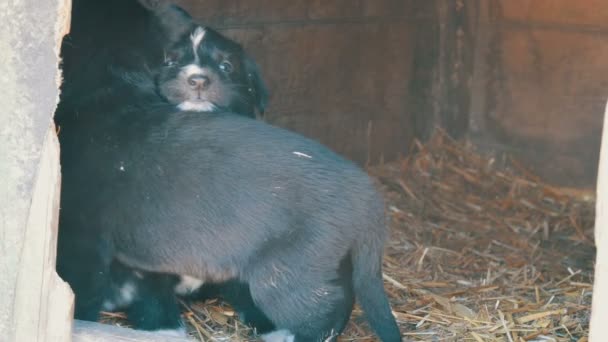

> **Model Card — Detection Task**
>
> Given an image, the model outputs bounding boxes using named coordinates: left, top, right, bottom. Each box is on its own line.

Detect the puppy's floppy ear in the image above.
left=139, top=0, right=194, bottom=45
left=243, top=55, right=269, bottom=117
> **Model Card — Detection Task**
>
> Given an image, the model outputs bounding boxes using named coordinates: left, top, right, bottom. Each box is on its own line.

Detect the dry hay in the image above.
left=101, top=130, right=596, bottom=341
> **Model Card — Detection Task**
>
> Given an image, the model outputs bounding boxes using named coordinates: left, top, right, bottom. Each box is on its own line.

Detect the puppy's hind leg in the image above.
left=217, top=280, right=276, bottom=334
left=125, top=272, right=186, bottom=336
left=250, top=267, right=354, bottom=342
left=182, top=280, right=275, bottom=334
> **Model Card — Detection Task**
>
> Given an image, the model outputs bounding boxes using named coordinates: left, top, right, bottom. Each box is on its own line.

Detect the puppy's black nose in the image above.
left=187, top=75, right=211, bottom=90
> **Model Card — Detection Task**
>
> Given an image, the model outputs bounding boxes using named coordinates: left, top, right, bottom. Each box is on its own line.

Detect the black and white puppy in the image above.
left=156, top=26, right=267, bottom=118
left=57, top=2, right=400, bottom=341
left=56, top=0, right=269, bottom=336
left=98, top=25, right=273, bottom=334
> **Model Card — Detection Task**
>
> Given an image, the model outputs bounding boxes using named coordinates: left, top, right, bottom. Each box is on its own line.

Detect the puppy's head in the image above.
left=156, top=26, right=268, bottom=118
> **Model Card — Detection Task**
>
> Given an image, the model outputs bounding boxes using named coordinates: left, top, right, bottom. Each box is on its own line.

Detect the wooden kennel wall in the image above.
left=175, top=0, right=608, bottom=189
left=0, top=0, right=606, bottom=341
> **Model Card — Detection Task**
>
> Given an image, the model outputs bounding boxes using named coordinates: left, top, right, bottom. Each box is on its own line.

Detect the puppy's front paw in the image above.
left=154, top=327, right=189, bottom=338
left=261, top=329, right=295, bottom=342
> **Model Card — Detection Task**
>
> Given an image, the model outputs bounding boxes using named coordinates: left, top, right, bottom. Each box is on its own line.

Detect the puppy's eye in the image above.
left=163, top=52, right=179, bottom=67
left=218, top=61, right=233, bottom=73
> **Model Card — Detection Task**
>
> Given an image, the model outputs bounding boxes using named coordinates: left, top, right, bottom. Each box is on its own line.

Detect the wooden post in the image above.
left=0, top=0, right=73, bottom=341
left=590, top=100, right=608, bottom=341
left=11, top=130, right=74, bottom=342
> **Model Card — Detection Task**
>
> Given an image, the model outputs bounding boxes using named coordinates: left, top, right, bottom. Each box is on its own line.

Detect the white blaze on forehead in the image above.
left=181, top=64, right=205, bottom=77
left=190, top=26, right=207, bottom=62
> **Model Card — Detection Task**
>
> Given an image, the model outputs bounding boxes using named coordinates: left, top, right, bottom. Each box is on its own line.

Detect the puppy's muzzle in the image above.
left=187, top=74, right=211, bottom=90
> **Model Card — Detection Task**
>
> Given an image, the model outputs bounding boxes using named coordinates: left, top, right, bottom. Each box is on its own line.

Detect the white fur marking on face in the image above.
left=178, top=101, right=217, bottom=112
left=154, top=327, right=188, bottom=338
left=181, top=64, right=205, bottom=77
left=174, top=275, right=205, bottom=295
left=292, top=151, right=312, bottom=159
left=190, top=26, right=206, bottom=62
left=262, top=330, right=295, bottom=342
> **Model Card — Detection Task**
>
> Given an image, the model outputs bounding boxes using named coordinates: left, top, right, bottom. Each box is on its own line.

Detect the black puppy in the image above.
left=56, top=0, right=192, bottom=326
left=58, top=77, right=401, bottom=342
left=56, top=0, right=269, bottom=335
left=57, top=0, right=192, bottom=112
left=58, top=0, right=267, bottom=120
left=156, top=26, right=267, bottom=118
left=92, top=25, right=278, bottom=330
left=57, top=2, right=400, bottom=340
left=117, top=25, right=268, bottom=118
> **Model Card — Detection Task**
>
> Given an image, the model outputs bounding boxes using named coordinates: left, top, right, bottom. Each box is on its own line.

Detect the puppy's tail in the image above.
left=351, top=226, right=401, bottom=341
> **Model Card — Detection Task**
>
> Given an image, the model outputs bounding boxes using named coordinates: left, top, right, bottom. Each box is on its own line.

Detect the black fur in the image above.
left=58, top=0, right=192, bottom=113
left=105, top=261, right=184, bottom=331
left=58, top=93, right=401, bottom=341
left=56, top=0, right=269, bottom=333
left=56, top=1, right=400, bottom=340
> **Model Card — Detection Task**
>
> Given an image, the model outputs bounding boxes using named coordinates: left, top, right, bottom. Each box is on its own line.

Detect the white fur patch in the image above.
left=101, top=300, right=116, bottom=312
left=101, top=281, right=138, bottom=311
left=154, top=327, right=188, bottom=338
left=262, top=330, right=295, bottom=342
left=120, top=282, right=137, bottom=302
left=181, top=64, right=205, bottom=77
left=174, top=275, right=205, bottom=295
left=190, top=27, right=206, bottom=62
left=177, top=101, right=216, bottom=112
left=292, top=151, right=312, bottom=159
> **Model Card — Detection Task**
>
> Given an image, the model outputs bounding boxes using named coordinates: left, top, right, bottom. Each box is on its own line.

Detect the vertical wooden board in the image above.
left=173, top=0, right=410, bottom=26
left=12, top=130, right=73, bottom=342
left=47, top=274, right=75, bottom=342
left=222, top=22, right=414, bottom=165
left=501, top=0, right=608, bottom=28
left=493, top=29, right=608, bottom=141
left=590, top=100, right=608, bottom=341
left=0, top=0, right=72, bottom=340
left=477, top=27, right=608, bottom=186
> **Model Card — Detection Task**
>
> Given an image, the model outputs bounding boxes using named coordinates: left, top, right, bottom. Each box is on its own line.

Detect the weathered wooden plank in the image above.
left=73, top=321, right=193, bottom=342
left=11, top=129, right=73, bottom=342
left=222, top=21, right=414, bottom=165
left=467, top=2, right=607, bottom=187
left=501, top=0, right=608, bottom=29
left=0, top=0, right=72, bottom=340
left=174, top=0, right=410, bottom=27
